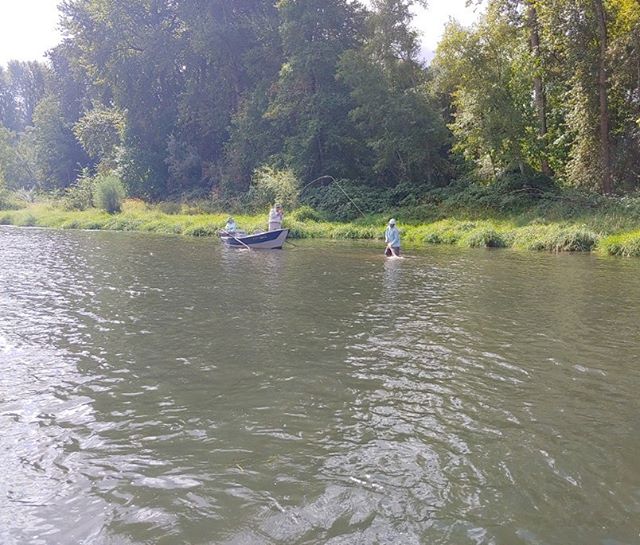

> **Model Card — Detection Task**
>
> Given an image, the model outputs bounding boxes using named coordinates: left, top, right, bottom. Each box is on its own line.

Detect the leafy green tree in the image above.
left=339, top=0, right=449, bottom=187
left=266, top=0, right=365, bottom=181
left=73, top=105, right=125, bottom=172
left=173, top=0, right=283, bottom=193
left=60, top=0, right=186, bottom=197
left=30, top=95, right=83, bottom=189
left=537, top=0, right=614, bottom=192
left=433, top=9, right=535, bottom=178
left=4, top=61, right=50, bottom=131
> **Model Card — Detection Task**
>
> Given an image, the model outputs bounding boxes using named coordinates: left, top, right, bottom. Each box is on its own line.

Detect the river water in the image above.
left=0, top=226, right=639, bottom=545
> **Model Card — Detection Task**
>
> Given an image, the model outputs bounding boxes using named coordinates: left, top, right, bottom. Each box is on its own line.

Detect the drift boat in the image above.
left=220, top=228, right=289, bottom=249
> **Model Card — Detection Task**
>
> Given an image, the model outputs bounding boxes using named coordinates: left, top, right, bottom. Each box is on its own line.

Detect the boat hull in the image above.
left=220, top=228, right=289, bottom=249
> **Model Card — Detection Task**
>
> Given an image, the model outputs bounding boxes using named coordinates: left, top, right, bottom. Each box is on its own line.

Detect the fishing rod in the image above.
left=299, top=175, right=367, bottom=219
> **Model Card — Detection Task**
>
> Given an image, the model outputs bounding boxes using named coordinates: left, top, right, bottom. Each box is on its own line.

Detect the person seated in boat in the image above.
left=224, top=217, right=238, bottom=233
left=268, top=203, right=284, bottom=231
left=385, top=218, right=401, bottom=257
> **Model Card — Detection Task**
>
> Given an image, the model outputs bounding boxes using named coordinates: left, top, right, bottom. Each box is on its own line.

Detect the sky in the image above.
left=0, top=0, right=483, bottom=67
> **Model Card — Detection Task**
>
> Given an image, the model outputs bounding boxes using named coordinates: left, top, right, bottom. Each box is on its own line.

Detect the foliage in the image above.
left=289, top=205, right=324, bottom=222
left=73, top=106, right=125, bottom=172
left=265, top=0, right=365, bottom=181
left=301, top=179, right=388, bottom=221
left=433, top=9, right=534, bottom=177
left=30, top=95, right=85, bottom=189
left=599, top=230, right=640, bottom=257
left=93, top=174, right=126, bottom=214
left=338, top=0, right=449, bottom=187
left=247, top=166, right=299, bottom=210
left=0, top=61, right=49, bottom=132
left=63, top=169, right=95, bottom=211
left=2, top=0, right=640, bottom=210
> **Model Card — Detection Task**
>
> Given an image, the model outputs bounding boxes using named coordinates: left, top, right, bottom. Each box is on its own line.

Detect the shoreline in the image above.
left=1, top=201, right=639, bottom=257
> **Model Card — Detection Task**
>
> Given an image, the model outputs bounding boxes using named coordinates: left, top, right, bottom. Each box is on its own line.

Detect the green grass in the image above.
left=2, top=196, right=640, bottom=256
left=598, top=230, right=640, bottom=257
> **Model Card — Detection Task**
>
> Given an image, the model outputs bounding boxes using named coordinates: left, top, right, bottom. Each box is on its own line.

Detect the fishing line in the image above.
left=299, top=175, right=367, bottom=218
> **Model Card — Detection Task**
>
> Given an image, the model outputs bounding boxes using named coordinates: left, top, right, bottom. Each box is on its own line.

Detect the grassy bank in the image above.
left=2, top=197, right=640, bottom=257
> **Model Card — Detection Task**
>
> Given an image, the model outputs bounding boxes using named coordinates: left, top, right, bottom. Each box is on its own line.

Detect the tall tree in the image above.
left=339, top=0, right=449, bottom=186
left=433, top=8, right=535, bottom=177
left=60, top=0, right=185, bottom=197
left=174, top=0, right=282, bottom=193
left=593, top=0, right=612, bottom=193
left=526, top=1, right=552, bottom=176
left=266, top=0, right=365, bottom=181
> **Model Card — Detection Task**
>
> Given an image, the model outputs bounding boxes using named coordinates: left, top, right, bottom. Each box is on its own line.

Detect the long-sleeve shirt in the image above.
left=268, top=208, right=283, bottom=229
left=385, top=226, right=400, bottom=247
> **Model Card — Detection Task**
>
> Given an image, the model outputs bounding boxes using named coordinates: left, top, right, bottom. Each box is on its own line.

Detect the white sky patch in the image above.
left=0, top=0, right=483, bottom=67
left=0, top=0, right=62, bottom=66
left=414, top=0, right=485, bottom=60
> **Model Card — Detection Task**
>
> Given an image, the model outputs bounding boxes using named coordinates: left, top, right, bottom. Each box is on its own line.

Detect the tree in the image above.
left=433, top=9, right=535, bottom=177
left=174, top=0, right=283, bottom=193
left=5, top=61, right=50, bottom=131
left=339, top=0, right=449, bottom=187
left=60, top=0, right=186, bottom=197
left=73, top=105, right=125, bottom=172
left=265, top=0, right=365, bottom=181
left=30, top=95, right=83, bottom=189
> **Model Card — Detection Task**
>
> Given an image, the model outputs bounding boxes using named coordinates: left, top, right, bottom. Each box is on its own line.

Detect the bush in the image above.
left=156, top=201, right=182, bottom=215
left=93, top=174, right=126, bottom=214
left=289, top=205, right=324, bottom=222
left=63, top=170, right=95, bottom=211
left=302, top=180, right=386, bottom=221
left=247, top=166, right=299, bottom=210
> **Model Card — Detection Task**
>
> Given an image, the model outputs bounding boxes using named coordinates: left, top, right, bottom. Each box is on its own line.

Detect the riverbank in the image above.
left=2, top=198, right=640, bottom=256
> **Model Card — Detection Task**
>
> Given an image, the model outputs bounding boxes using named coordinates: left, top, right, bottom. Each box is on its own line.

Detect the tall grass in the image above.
left=598, top=231, right=640, bottom=257
left=4, top=194, right=640, bottom=257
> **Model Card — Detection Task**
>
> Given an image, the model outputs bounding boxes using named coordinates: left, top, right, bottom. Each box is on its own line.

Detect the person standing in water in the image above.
left=385, top=218, right=400, bottom=257
left=268, top=203, right=284, bottom=231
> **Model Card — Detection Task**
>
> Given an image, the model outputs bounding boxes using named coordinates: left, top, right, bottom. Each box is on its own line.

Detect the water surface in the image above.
left=1, top=226, right=639, bottom=545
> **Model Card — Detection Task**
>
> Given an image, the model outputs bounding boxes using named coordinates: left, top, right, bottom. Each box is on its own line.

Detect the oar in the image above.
left=221, top=230, right=252, bottom=251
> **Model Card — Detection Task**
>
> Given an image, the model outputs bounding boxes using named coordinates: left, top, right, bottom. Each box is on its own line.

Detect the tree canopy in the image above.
left=1, top=0, right=639, bottom=204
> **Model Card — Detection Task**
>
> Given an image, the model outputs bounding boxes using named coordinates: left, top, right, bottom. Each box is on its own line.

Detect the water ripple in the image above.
left=1, top=229, right=640, bottom=544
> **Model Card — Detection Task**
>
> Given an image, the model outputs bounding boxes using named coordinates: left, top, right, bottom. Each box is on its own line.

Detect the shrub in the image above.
left=302, top=180, right=386, bottom=221
left=289, top=205, right=324, bottom=222
left=63, top=170, right=95, bottom=211
left=156, top=201, right=182, bottom=215
left=463, top=227, right=507, bottom=248
left=248, top=166, right=299, bottom=210
left=93, top=174, right=126, bottom=214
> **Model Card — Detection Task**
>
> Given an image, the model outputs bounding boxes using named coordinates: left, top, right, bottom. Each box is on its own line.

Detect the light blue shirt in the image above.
left=385, top=226, right=400, bottom=247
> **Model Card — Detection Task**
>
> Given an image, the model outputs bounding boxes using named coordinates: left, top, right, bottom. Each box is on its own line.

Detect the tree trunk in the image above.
left=593, top=0, right=613, bottom=194
left=527, top=3, right=552, bottom=177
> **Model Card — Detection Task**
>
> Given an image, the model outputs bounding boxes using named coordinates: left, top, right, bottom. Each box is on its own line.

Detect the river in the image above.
left=1, top=226, right=639, bottom=545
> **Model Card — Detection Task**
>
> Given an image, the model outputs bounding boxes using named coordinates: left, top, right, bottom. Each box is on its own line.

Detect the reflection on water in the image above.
left=1, top=226, right=640, bottom=545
